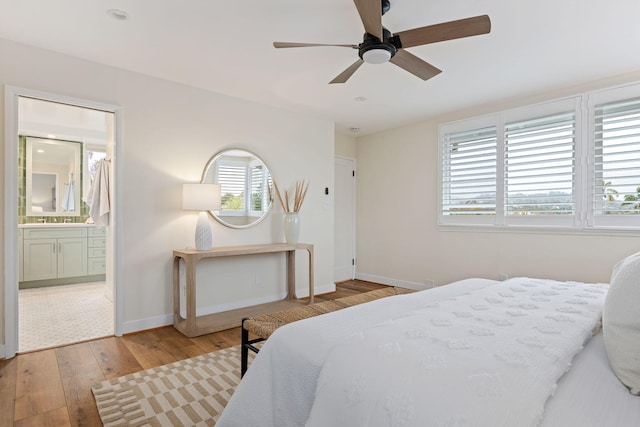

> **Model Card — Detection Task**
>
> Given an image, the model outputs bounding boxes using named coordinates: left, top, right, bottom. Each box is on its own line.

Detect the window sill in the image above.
left=437, top=223, right=640, bottom=237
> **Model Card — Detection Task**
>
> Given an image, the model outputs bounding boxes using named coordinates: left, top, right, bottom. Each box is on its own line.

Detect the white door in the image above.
left=334, top=157, right=355, bottom=282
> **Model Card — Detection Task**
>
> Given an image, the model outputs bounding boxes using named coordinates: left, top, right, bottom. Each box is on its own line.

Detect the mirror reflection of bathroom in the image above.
left=17, top=96, right=115, bottom=353
left=32, top=172, right=57, bottom=212
left=26, top=136, right=81, bottom=216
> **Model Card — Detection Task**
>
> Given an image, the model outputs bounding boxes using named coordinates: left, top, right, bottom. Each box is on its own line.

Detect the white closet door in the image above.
left=334, top=157, right=355, bottom=282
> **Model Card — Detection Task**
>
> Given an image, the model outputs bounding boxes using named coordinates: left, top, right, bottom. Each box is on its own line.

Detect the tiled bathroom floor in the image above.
left=18, top=281, right=114, bottom=353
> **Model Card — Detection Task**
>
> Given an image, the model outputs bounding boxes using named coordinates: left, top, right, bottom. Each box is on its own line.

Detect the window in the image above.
left=83, top=146, right=107, bottom=204
left=439, top=84, right=640, bottom=231
left=217, top=159, right=271, bottom=218
left=249, top=162, right=272, bottom=217
left=441, top=125, right=497, bottom=220
left=593, top=96, right=640, bottom=227
left=218, top=162, right=246, bottom=213
left=504, top=111, right=575, bottom=217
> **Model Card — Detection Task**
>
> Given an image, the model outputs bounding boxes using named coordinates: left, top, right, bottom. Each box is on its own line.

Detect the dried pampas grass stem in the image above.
left=274, top=179, right=309, bottom=213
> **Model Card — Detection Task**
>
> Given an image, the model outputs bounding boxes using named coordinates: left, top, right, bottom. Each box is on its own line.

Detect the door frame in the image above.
left=3, top=85, right=124, bottom=358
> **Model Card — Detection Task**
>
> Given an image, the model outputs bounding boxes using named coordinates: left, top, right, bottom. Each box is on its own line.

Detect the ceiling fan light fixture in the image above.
left=362, top=48, right=392, bottom=64
left=273, top=0, right=491, bottom=84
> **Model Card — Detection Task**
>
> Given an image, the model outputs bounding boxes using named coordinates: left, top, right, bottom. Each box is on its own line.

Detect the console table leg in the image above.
left=307, top=247, right=314, bottom=304
left=173, top=256, right=182, bottom=325
left=286, top=250, right=296, bottom=299
left=185, top=258, right=197, bottom=335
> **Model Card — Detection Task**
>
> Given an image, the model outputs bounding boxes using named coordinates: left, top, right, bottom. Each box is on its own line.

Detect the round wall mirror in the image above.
left=201, top=149, right=273, bottom=228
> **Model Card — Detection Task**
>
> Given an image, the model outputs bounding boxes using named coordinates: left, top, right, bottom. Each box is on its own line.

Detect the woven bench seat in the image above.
left=241, top=286, right=414, bottom=376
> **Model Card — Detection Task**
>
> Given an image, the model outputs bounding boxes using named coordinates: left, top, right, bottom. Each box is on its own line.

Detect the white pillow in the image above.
left=603, top=252, right=640, bottom=395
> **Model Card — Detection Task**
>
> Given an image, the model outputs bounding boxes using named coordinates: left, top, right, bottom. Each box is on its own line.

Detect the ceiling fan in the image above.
left=273, top=0, right=491, bottom=84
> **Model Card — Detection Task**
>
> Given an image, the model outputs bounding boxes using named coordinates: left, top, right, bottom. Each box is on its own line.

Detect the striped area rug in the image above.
left=91, top=345, right=253, bottom=426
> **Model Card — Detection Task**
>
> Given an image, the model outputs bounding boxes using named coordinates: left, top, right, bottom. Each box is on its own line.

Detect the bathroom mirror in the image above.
left=26, top=137, right=82, bottom=216
left=201, top=149, right=273, bottom=228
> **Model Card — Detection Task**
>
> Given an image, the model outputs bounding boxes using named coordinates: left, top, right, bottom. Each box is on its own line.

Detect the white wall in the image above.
left=335, top=132, right=356, bottom=158
left=1, top=38, right=335, bottom=347
left=355, top=73, right=640, bottom=288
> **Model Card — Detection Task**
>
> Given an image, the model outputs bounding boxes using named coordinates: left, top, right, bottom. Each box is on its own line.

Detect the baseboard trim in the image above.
left=19, top=275, right=106, bottom=289
left=121, top=283, right=337, bottom=335
left=122, top=314, right=173, bottom=335
left=298, top=283, right=336, bottom=298
left=355, top=273, right=431, bottom=291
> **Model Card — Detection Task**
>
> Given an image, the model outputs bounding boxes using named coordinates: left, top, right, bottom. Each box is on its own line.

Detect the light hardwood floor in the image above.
left=0, top=280, right=386, bottom=427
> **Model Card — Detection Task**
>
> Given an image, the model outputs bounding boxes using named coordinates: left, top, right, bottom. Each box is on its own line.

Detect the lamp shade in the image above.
left=182, top=183, right=221, bottom=211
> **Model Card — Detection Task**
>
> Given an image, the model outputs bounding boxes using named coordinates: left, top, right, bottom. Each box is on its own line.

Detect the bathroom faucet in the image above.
left=37, top=217, right=46, bottom=223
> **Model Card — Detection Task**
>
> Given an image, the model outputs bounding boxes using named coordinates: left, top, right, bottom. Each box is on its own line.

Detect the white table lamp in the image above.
left=183, top=183, right=221, bottom=250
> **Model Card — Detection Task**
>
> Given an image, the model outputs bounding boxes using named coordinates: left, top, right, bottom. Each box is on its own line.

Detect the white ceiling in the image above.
left=2, top=0, right=640, bottom=136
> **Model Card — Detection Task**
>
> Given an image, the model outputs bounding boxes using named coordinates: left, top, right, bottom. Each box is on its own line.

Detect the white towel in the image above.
left=87, top=159, right=110, bottom=227
left=82, top=169, right=92, bottom=204
left=61, top=178, right=75, bottom=211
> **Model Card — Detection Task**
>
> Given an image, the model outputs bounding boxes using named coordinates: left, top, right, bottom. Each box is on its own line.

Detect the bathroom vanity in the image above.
left=18, top=223, right=106, bottom=287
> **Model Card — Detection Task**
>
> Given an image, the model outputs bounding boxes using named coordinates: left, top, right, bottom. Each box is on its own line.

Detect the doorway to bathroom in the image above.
left=4, top=88, right=121, bottom=357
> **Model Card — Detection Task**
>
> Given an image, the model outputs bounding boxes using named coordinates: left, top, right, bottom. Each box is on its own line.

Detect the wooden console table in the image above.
left=172, top=243, right=314, bottom=337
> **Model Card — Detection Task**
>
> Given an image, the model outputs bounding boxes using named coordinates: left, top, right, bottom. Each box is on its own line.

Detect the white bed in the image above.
left=217, top=277, right=640, bottom=426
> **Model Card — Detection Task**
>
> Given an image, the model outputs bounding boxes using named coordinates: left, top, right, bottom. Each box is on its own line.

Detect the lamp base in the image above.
left=194, top=211, right=213, bottom=250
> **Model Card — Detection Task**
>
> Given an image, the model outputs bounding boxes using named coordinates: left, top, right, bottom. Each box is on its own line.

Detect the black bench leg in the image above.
left=241, top=318, right=249, bottom=378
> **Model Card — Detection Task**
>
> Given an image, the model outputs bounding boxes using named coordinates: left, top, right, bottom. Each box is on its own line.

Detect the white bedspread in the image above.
left=541, top=333, right=640, bottom=427
left=305, top=278, right=606, bottom=427
left=217, top=278, right=614, bottom=427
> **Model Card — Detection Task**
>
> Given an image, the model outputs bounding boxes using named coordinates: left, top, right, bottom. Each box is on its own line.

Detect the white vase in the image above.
left=284, top=212, right=300, bottom=244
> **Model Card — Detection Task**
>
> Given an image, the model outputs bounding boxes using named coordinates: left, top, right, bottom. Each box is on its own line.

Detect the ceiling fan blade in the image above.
left=395, top=15, right=491, bottom=48
left=353, top=0, right=383, bottom=40
left=273, top=42, right=358, bottom=49
left=330, top=59, right=364, bottom=84
left=389, top=50, right=442, bottom=81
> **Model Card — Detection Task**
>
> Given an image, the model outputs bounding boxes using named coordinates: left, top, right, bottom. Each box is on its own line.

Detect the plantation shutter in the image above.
left=504, top=112, right=575, bottom=216
left=218, top=163, right=246, bottom=211
left=594, top=97, right=640, bottom=216
left=249, top=164, right=264, bottom=212
left=441, top=126, right=497, bottom=217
